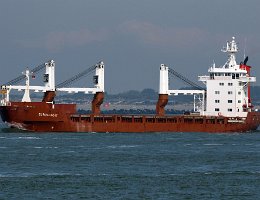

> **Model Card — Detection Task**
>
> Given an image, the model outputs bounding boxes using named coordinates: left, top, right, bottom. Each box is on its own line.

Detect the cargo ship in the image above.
left=1, top=37, right=260, bottom=132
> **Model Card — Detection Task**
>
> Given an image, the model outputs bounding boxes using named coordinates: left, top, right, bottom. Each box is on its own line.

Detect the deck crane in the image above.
left=55, top=61, right=105, bottom=114
left=1, top=60, right=54, bottom=104
left=0, top=60, right=104, bottom=112
left=156, top=64, right=206, bottom=115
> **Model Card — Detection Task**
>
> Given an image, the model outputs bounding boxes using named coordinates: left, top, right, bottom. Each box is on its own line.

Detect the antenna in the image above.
left=212, top=60, right=215, bottom=68
left=244, top=37, right=247, bottom=60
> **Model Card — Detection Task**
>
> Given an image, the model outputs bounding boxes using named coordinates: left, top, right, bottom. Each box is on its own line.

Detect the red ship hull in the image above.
left=1, top=102, right=260, bottom=133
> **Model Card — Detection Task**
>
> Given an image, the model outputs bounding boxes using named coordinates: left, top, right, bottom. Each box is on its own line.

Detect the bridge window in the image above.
left=215, top=73, right=224, bottom=76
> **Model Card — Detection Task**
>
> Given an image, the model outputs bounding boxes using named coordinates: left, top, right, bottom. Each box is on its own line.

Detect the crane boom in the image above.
left=4, top=63, right=46, bottom=85
left=56, top=62, right=99, bottom=88
left=168, top=68, right=204, bottom=90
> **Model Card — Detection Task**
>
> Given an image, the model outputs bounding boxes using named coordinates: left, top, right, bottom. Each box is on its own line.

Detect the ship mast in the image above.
left=21, top=68, right=33, bottom=102
left=221, top=36, right=238, bottom=68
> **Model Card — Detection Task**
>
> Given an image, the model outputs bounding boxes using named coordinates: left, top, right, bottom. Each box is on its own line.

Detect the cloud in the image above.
left=16, top=28, right=110, bottom=52
left=119, top=20, right=210, bottom=48
left=45, top=28, right=110, bottom=52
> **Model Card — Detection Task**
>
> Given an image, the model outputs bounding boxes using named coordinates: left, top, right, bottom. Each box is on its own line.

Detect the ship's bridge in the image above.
left=208, top=66, right=247, bottom=73
left=199, top=66, right=255, bottom=83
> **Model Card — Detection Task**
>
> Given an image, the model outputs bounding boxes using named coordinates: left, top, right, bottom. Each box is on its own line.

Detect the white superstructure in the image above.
left=159, top=37, right=256, bottom=117
left=199, top=37, right=255, bottom=117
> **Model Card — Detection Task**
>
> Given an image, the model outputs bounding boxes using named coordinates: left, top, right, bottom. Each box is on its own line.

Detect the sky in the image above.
left=1, top=0, right=260, bottom=94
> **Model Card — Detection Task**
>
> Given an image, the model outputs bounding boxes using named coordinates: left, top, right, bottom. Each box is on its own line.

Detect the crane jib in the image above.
left=4, top=63, right=46, bottom=85
left=56, top=64, right=97, bottom=88
left=168, top=68, right=204, bottom=90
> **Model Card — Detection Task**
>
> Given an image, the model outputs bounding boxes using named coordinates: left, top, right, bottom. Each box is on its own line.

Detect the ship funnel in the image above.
left=243, top=56, right=248, bottom=65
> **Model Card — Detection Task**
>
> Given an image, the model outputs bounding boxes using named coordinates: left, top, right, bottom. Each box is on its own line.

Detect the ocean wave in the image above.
left=18, top=136, right=41, bottom=140
left=33, top=146, right=58, bottom=149
left=203, top=143, right=224, bottom=146
left=0, top=172, right=82, bottom=178
left=107, top=145, right=140, bottom=149
left=6, top=136, right=41, bottom=140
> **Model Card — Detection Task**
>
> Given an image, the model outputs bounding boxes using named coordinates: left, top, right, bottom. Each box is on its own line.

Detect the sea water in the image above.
left=0, top=128, right=260, bottom=199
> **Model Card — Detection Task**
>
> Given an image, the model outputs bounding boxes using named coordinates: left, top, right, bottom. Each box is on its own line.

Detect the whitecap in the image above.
left=203, top=143, right=223, bottom=146
left=9, top=136, right=41, bottom=140
left=120, top=145, right=139, bottom=148
left=63, top=151, right=75, bottom=153
left=19, top=136, right=40, bottom=140
left=107, top=145, right=140, bottom=149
